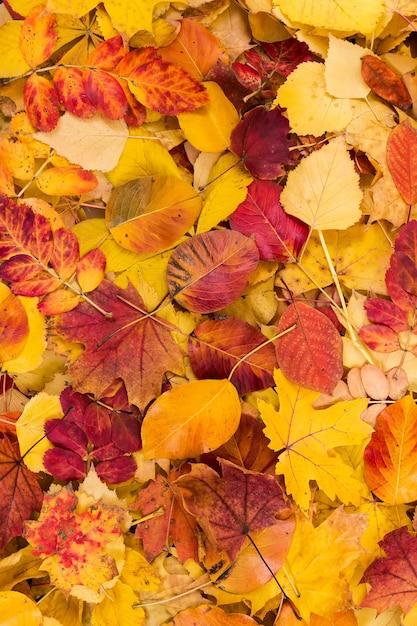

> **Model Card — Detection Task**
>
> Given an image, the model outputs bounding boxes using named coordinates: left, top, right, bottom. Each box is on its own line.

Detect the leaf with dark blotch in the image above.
left=176, top=459, right=291, bottom=561
left=0, top=434, right=44, bottom=551
left=275, top=302, right=343, bottom=394
left=167, top=231, right=259, bottom=314
left=359, top=324, right=401, bottom=353
left=54, top=280, right=184, bottom=410
left=230, top=106, right=295, bottom=179
left=189, top=317, right=276, bottom=394
left=95, top=456, right=137, bottom=484
left=361, top=55, right=412, bottom=111
left=43, top=447, right=86, bottom=482
left=229, top=179, right=309, bottom=262
left=361, top=527, right=417, bottom=615
left=45, top=419, right=88, bottom=458
left=387, top=121, right=417, bottom=205
left=364, top=298, right=409, bottom=333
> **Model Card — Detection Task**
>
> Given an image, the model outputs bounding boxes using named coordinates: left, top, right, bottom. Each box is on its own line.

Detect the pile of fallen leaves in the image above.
left=1, top=0, right=417, bottom=624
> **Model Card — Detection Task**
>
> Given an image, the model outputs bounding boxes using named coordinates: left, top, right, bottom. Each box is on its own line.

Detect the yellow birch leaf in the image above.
left=2, top=295, right=46, bottom=373
left=0, top=22, right=31, bottom=78
left=278, top=222, right=392, bottom=296
left=15, top=392, right=63, bottom=472
left=92, top=581, right=145, bottom=626
left=345, top=97, right=395, bottom=168
left=280, top=136, right=362, bottom=230
left=197, top=152, right=253, bottom=233
left=325, top=35, right=372, bottom=99
left=274, top=0, right=385, bottom=36
left=276, top=62, right=353, bottom=135
left=142, top=379, right=241, bottom=460
left=107, top=128, right=180, bottom=187
left=259, top=370, right=371, bottom=514
left=277, top=508, right=368, bottom=621
left=0, top=591, right=43, bottom=625
left=177, top=81, right=240, bottom=153
left=38, top=589, right=83, bottom=626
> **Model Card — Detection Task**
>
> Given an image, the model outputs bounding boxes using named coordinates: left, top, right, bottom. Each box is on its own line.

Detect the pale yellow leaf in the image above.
left=197, top=152, right=253, bottom=233
left=210, top=3, right=253, bottom=61
left=15, top=392, right=63, bottom=472
left=107, top=128, right=180, bottom=187
left=142, top=379, right=241, bottom=460
left=325, top=35, right=372, bottom=98
left=92, top=582, right=145, bottom=626
left=0, top=22, right=31, bottom=78
left=280, top=136, right=362, bottom=230
left=276, top=62, right=353, bottom=135
left=345, top=97, right=396, bottom=167
left=35, top=113, right=128, bottom=172
left=274, top=0, right=385, bottom=35
left=177, top=82, right=239, bottom=152
left=2, top=296, right=46, bottom=373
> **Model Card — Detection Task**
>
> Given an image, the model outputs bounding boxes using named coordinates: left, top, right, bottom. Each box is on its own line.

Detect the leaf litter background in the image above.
left=2, top=0, right=417, bottom=624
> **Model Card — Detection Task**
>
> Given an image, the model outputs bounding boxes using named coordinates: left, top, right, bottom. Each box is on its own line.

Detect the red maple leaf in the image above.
left=53, top=280, right=184, bottom=410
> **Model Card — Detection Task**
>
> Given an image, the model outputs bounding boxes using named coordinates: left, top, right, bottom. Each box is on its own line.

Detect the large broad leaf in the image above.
left=275, top=301, right=343, bottom=394
left=280, top=136, right=362, bottom=230
left=363, top=396, right=417, bottom=505
left=176, top=460, right=293, bottom=562
left=106, top=176, right=202, bottom=255
left=141, top=379, right=241, bottom=460
left=260, top=370, right=370, bottom=514
left=167, top=230, right=259, bottom=313
left=387, top=120, right=417, bottom=205
left=0, top=434, right=43, bottom=551
left=188, top=317, right=277, bottom=394
left=361, top=527, right=417, bottom=616
left=229, top=179, right=309, bottom=261
left=54, top=280, right=184, bottom=410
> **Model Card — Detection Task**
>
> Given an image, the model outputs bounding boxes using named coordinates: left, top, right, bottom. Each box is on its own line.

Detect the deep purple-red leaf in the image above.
left=43, top=447, right=86, bottom=481
left=95, top=456, right=137, bottom=484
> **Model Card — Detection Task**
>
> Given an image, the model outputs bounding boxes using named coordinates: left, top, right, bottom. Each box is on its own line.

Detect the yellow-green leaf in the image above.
left=142, top=379, right=241, bottom=460
left=280, top=136, right=362, bottom=230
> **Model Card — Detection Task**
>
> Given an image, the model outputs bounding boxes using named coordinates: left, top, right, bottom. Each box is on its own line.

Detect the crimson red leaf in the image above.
left=262, top=39, right=313, bottom=76
left=232, top=62, right=262, bottom=91
left=83, top=403, right=112, bottom=447
left=361, top=55, right=412, bottom=110
left=92, top=442, right=124, bottom=461
left=229, top=179, right=308, bottom=261
left=364, top=298, right=409, bottom=333
left=361, top=527, right=417, bottom=615
left=395, top=220, right=417, bottom=261
left=275, top=302, right=343, bottom=394
left=45, top=419, right=88, bottom=457
left=0, top=434, right=43, bottom=550
left=230, top=106, right=294, bottom=179
left=386, top=265, right=417, bottom=312
left=189, top=317, right=276, bottom=394
left=43, top=447, right=86, bottom=481
left=167, top=231, right=259, bottom=314
left=95, top=456, right=136, bottom=484
left=359, top=324, right=401, bottom=353
left=60, top=387, right=89, bottom=430
left=111, top=414, right=141, bottom=453
left=387, top=121, right=417, bottom=205
left=390, top=251, right=417, bottom=296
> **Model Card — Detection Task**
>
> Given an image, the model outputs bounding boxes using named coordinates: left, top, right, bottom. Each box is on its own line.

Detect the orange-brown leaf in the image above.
left=23, top=74, right=60, bottom=132
left=386, top=120, right=417, bottom=205
left=37, top=166, right=98, bottom=196
left=170, top=605, right=258, bottom=625
left=275, top=302, right=343, bottom=394
left=19, top=4, right=57, bottom=68
left=361, top=54, right=412, bottom=110
left=167, top=231, right=259, bottom=313
left=159, top=19, right=228, bottom=80
left=128, top=58, right=209, bottom=115
left=364, top=395, right=417, bottom=504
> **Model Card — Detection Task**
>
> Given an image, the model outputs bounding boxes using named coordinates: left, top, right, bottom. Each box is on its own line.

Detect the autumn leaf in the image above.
left=141, top=379, right=241, bottom=460
left=361, top=55, right=412, bottom=111
left=275, top=301, right=343, bottom=394
left=260, top=370, right=371, bottom=514
left=53, top=280, right=184, bottom=410
left=166, top=230, right=259, bottom=313
left=0, top=288, right=29, bottom=361
left=0, top=434, right=43, bottom=551
left=361, top=526, right=417, bottom=616
left=23, top=73, right=60, bottom=132
left=169, top=604, right=258, bottom=625
left=176, top=459, right=292, bottom=562
left=19, top=4, right=57, bottom=68
left=386, top=120, right=417, bottom=205
left=53, top=66, right=97, bottom=118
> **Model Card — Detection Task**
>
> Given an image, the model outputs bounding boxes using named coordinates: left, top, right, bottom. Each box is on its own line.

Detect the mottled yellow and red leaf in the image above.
left=0, top=290, right=29, bottom=361
left=50, top=228, right=79, bottom=280
left=53, top=66, right=96, bottom=118
left=12, top=271, right=62, bottom=297
left=23, top=73, right=60, bottom=132
left=76, top=248, right=106, bottom=293
left=38, top=289, right=81, bottom=315
left=86, top=34, right=126, bottom=71
left=128, top=59, right=209, bottom=115
left=37, top=166, right=98, bottom=196
left=19, top=4, right=57, bottom=68
left=359, top=324, right=401, bottom=353
left=83, top=69, right=128, bottom=120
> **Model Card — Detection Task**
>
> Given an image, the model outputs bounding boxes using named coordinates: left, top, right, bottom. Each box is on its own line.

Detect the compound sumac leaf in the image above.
left=95, top=456, right=137, bottom=484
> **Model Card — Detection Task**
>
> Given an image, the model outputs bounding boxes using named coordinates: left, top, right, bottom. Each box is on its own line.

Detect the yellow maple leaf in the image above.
left=273, top=0, right=385, bottom=36
left=259, top=370, right=371, bottom=514
left=276, top=62, right=353, bottom=135
left=277, top=507, right=368, bottom=621
left=280, top=136, right=363, bottom=230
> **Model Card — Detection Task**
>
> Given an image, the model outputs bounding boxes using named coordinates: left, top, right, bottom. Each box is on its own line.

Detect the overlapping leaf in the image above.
left=386, top=120, right=417, bottom=205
